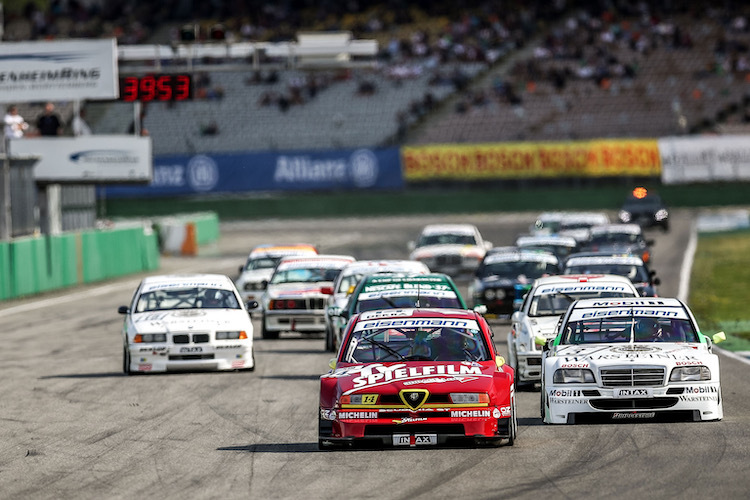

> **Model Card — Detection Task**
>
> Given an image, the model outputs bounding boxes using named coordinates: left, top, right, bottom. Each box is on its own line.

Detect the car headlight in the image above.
left=134, top=333, right=167, bottom=343
left=216, top=331, right=248, bottom=340
left=670, top=366, right=710, bottom=381
left=449, top=393, right=490, bottom=404
left=618, top=210, right=632, bottom=223
left=553, top=368, right=596, bottom=384
left=655, top=208, right=669, bottom=221
left=484, top=289, right=496, bottom=300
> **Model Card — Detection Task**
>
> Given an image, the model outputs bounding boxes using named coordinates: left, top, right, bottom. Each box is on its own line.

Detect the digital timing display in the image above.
left=119, top=74, right=193, bottom=102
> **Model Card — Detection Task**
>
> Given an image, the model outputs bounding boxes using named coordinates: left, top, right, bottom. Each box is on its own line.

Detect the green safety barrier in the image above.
left=0, top=224, right=161, bottom=300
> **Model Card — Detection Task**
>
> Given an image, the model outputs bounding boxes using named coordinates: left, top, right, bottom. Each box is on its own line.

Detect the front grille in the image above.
left=168, top=354, right=215, bottom=361
left=193, top=334, right=209, bottom=343
left=527, top=358, right=542, bottom=366
left=436, top=255, right=461, bottom=266
left=172, top=333, right=209, bottom=344
left=600, top=367, right=665, bottom=387
left=173, top=334, right=189, bottom=344
left=378, top=393, right=452, bottom=405
left=271, top=297, right=326, bottom=310
left=590, top=398, right=678, bottom=410
left=364, top=424, right=464, bottom=436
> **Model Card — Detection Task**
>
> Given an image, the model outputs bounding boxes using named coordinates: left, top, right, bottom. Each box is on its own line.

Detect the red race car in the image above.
left=319, top=308, right=516, bottom=449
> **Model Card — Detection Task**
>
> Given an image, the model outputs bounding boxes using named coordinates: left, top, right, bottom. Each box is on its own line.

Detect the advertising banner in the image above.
left=402, top=139, right=661, bottom=180
left=659, top=135, right=750, bottom=184
left=0, top=39, right=118, bottom=102
left=99, top=148, right=403, bottom=198
left=10, top=135, right=152, bottom=183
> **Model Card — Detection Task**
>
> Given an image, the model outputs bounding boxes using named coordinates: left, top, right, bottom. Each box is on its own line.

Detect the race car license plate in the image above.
left=392, top=434, right=438, bottom=446
left=612, top=412, right=656, bottom=420
left=613, top=387, right=653, bottom=398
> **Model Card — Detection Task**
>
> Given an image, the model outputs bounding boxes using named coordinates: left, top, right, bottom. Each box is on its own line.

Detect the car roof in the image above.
left=139, top=274, right=235, bottom=292
left=565, top=254, right=644, bottom=265
left=362, top=272, right=454, bottom=285
left=588, top=224, right=643, bottom=235
left=355, top=307, right=478, bottom=322
left=420, top=223, right=478, bottom=235
left=276, top=254, right=355, bottom=269
left=248, top=244, right=317, bottom=258
left=483, top=249, right=560, bottom=264
left=532, top=273, right=637, bottom=287
left=339, top=259, right=429, bottom=276
left=516, top=234, right=578, bottom=247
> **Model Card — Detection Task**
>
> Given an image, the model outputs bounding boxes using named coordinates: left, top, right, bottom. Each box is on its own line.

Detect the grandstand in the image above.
left=4, top=1, right=750, bottom=152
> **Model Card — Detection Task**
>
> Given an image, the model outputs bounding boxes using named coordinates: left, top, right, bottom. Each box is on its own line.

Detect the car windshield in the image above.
left=561, top=316, right=699, bottom=344
left=564, top=264, right=650, bottom=282
left=479, top=261, right=559, bottom=279
left=343, top=324, right=491, bottom=363
left=355, top=293, right=462, bottom=313
left=244, top=257, right=280, bottom=271
left=588, top=233, right=641, bottom=246
left=529, top=290, right=636, bottom=317
left=520, top=244, right=574, bottom=259
left=135, top=287, right=240, bottom=312
left=337, top=272, right=365, bottom=293
left=418, top=233, right=476, bottom=246
left=271, top=267, right=342, bottom=284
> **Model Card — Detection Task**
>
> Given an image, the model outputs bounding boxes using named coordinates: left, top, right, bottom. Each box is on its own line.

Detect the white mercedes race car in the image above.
left=408, top=223, right=492, bottom=278
left=118, top=274, right=256, bottom=374
left=235, top=243, right=318, bottom=308
left=539, top=297, right=725, bottom=424
left=508, top=274, right=639, bottom=387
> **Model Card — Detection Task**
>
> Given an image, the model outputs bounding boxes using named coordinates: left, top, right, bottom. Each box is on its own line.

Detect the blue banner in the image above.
left=99, top=148, right=404, bottom=198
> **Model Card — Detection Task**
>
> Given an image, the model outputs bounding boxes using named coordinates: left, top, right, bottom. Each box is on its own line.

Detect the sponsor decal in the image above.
left=500, top=406, right=512, bottom=417
left=349, top=363, right=485, bottom=389
left=683, top=386, right=718, bottom=394
left=179, top=346, right=203, bottom=353
left=359, top=309, right=415, bottom=320
left=392, top=417, right=428, bottom=424
left=392, top=434, right=438, bottom=446
left=320, top=409, right=337, bottom=421
left=581, top=309, right=678, bottom=319
left=550, top=398, right=588, bottom=405
left=186, top=155, right=219, bottom=192
left=549, top=389, right=583, bottom=397
left=614, top=388, right=653, bottom=398
left=675, top=361, right=704, bottom=366
left=339, top=411, right=378, bottom=419
left=612, top=412, right=656, bottom=419
left=138, top=364, right=152, bottom=371
left=451, top=410, right=491, bottom=418
left=216, top=345, right=242, bottom=350
left=350, top=149, right=379, bottom=187
left=403, top=376, right=470, bottom=386
left=231, top=360, right=245, bottom=368
left=561, top=362, right=590, bottom=368
left=354, top=317, right=476, bottom=332
left=679, top=395, right=718, bottom=402
left=492, top=408, right=501, bottom=418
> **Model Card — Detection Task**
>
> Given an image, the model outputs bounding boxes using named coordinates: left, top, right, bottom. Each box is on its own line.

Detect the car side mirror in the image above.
left=652, top=277, right=661, bottom=286
left=246, top=300, right=259, bottom=310
left=407, top=241, right=416, bottom=252
left=473, top=304, right=487, bottom=315
left=495, top=355, right=506, bottom=368
left=484, top=241, right=493, bottom=250
left=328, top=358, right=337, bottom=370
left=239, top=265, right=244, bottom=274
left=646, top=239, right=655, bottom=246
left=118, top=305, right=129, bottom=314
left=261, top=280, right=268, bottom=289
left=534, top=335, right=546, bottom=347
left=712, top=331, right=726, bottom=344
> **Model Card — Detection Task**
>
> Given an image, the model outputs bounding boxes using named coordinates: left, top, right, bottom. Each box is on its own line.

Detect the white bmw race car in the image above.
left=408, top=223, right=492, bottom=278
left=539, top=297, right=725, bottom=424
left=118, top=274, right=256, bottom=374
left=508, top=274, right=639, bottom=387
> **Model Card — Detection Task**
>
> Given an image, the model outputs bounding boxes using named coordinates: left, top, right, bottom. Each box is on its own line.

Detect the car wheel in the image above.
left=261, top=315, right=279, bottom=339
left=324, top=326, right=333, bottom=352
left=247, top=348, right=256, bottom=372
left=123, top=345, right=131, bottom=375
left=506, top=397, right=517, bottom=447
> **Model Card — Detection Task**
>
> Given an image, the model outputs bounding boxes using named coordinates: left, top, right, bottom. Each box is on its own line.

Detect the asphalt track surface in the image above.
left=1, top=209, right=748, bottom=500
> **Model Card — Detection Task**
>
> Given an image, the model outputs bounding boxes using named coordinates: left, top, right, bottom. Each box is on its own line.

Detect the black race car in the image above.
left=618, top=187, right=669, bottom=231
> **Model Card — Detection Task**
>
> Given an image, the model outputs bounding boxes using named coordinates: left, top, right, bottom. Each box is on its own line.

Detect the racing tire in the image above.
left=261, top=315, right=279, bottom=340
left=324, top=326, right=334, bottom=352
left=123, top=346, right=132, bottom=376
left=246, top=348, right=256, bottom=372
left=506, top=397, right=517, bottom=447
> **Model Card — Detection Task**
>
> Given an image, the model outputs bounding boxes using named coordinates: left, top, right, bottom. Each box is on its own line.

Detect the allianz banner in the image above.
left=402, top=139, right=661, bottom=180
left=99, top=148, right=402, bottom=198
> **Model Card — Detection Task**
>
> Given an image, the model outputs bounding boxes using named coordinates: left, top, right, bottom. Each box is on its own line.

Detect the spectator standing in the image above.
left=71, top=108, right=92, bottom=136
left=4, top=105, right=29, bottom=140
left=36, top=102, right=63, bottom=136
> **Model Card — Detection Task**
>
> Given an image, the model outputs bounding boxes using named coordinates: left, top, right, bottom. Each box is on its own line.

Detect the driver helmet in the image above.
left=204, top=290, right=225, bottom=307
left=633, top=318, right=658, bottom=341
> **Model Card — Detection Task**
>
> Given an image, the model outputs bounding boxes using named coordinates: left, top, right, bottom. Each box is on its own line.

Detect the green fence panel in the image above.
left=142, top=228, right=160, bottom=270
left=10, top=237, right=40, bottom=297
left=34, top=237, right=57, bottom=293
left=58, top=233, right=80, bottom=288
left=80, top=230, right=106, bottom=283
left=0, top=242, right=10, bottom=300
left=193, top=212, right=220, bottom=245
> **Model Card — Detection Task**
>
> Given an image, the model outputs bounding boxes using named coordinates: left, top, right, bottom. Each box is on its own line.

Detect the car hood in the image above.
left=130, top=309, right=251, bottom=333
left=410, top=244, right=483, bottom=259
left=322, top=361, right=497, bottom=395
left=526, top=315, right=561, bottom=338
left=265, top=282, right=334, bottom=298
left=549, top=343, right=713, bottom=367
left=237, top=268, right=273, bottom=284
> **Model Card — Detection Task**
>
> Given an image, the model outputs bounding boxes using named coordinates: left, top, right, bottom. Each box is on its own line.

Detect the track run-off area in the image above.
left=1, top=209, right=748, bottom=499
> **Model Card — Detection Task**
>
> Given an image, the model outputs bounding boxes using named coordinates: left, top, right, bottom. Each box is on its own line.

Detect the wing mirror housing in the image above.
left=328, top=358, right=337, bottom=370
left=495, top=355, right=506, bottom=368
left=117, top=305, right=129, bottom=314
left=473, top=304, right=488, bottom=315
left=712, top=331, right=726, bottom=344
